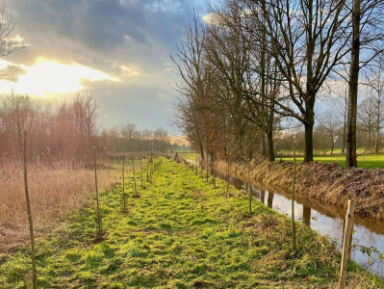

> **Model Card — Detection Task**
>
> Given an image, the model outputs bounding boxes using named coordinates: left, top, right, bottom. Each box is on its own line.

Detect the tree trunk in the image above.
left=199, top=143, right=205, bottom=162
left=304, top=122, right=314, bottom=162
left=346, top=0, right=361, bottom=168
left=261, top=134, right=266, bottom=157
left=342, top=88, right=348, bottom=154
left=266, top=130, right=275, bottom=161
left=375, top=90, right=381, bottom=154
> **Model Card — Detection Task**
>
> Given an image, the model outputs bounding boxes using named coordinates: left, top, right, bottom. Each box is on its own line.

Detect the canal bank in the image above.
left=209, top=159, right=384, bottom=278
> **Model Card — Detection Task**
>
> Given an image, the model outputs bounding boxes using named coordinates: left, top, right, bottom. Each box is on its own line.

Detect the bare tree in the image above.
left=357, top=96, right=378, bottom=151
left=365, top=56, right=384, bottom=153
left=316, top=112, right=342, bottom=155
left=0, top=2, right=26, bottom=81
left=346, top=0, right=384, bottom=167
left=240, top=0, right=351, bottom=162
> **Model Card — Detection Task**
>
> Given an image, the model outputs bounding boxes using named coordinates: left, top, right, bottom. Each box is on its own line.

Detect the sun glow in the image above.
left=0, top=57, right=119, bottom=97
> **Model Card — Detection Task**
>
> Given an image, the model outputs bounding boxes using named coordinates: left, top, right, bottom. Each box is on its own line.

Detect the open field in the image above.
left=280, top=154, right=384, bottom=169
left=0, top=159, right=382, bottom=288
left=177, top=151, right=384, bottom=170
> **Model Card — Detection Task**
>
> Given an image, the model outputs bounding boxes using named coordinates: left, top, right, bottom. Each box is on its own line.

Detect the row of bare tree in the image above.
left=0, top=94, right=182, bottom=167
left=0, top=92, right=102, bottom=166
left=173, top=0, right=384, bottom=167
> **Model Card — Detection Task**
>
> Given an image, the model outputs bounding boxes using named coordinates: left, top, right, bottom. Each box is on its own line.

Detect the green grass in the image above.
left=180, top=150, right=384, bottom=169
left=280, top=154, right=384, bottom=169
left=0, top=159, right=382, bottom=288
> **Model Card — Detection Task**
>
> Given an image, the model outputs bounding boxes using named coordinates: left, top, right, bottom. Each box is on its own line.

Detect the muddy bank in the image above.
left=215, top=158, right=384, bottom=220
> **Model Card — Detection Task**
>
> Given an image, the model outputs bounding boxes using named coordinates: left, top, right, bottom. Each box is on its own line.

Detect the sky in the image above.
left=1, top=0, right=211, bottom=131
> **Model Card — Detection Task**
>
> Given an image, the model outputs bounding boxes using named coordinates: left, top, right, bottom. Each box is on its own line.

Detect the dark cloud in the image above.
left=8, top=0, right=197, bottom=73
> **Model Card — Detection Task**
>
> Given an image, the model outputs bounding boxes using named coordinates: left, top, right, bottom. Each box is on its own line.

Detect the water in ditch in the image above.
left=201, top=165, right=384, bottom=278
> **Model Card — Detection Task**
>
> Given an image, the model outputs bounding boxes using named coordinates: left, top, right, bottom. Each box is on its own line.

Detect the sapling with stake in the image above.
left=122, top=152, right=127, bottom=213
left=94, top=147, right=103, bottom=240
left=292, top=135, right=297, bottom=253
left=132, top=157, right=138, bottom=197
left=140, top=159, right=144, bottom=188
left=226, top=148, right=231, bottom=199
left=23, top=131, right=37, bottom=289
left=146, top=151, right=149, bottom=181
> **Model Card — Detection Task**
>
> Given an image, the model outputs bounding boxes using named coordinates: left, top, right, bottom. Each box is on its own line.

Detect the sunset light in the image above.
left=0, top=57, right=119, bottom=97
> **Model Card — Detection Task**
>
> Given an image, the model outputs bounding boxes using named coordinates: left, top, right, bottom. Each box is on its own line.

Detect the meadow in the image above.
left=178, top=150, right=384, bottom=170
left=280, top=154, right=384, bottom=169
left=0, top=159, right=382, bottom=288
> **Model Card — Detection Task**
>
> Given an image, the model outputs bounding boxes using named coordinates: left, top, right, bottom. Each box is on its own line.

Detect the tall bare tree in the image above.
left=346, top=0, right=384, bottom=167
left=240, top=0, right=351, bottom=162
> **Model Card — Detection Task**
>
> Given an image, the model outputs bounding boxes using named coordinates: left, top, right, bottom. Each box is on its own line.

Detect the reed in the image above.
left=0, top=161, right=116, bottom=252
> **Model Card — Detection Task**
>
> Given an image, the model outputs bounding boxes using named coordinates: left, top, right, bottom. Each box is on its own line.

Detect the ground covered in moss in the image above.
left=0, top=159, right=382, bottom=288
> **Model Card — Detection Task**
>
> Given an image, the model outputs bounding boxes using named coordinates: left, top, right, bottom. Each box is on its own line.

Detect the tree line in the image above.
left=173, top=0, right=384, bottom=167
left=0, top=93, right=182, bottom=167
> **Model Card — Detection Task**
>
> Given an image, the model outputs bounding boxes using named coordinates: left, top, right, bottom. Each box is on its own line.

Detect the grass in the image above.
left=0, top=158, right=382, bottom=288
left=280, top=154, right=384, bottom=169
left=179, top=150, right=384, bottom=169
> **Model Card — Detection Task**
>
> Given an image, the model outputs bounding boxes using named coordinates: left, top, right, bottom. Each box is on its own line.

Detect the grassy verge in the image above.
left=0, top=159, right=382, bottom=288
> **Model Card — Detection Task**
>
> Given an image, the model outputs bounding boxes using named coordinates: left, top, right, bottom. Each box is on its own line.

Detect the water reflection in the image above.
left=224, top=172, right=384, bottom=278
left=267, top=192, right=274, bottom=208
left=303, top=205, right=311, bottom=226
left=260, top=190, right=265, bottom=205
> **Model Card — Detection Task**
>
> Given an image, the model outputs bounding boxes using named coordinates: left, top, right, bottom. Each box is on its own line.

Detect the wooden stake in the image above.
left=339, top=199, right=355, bottom=289
left=94, top=147, right=102, bottom=240
left=132, top=158, right=138, bottom=197
left=23, top=131, right=37, bottom=289
left=248, top=160, right=252, bottom=216
left=292, top=136, right=297, bottom=253
left=141, top=159, right=144, bottom=188
left=122, top=152, right=126, bottom=212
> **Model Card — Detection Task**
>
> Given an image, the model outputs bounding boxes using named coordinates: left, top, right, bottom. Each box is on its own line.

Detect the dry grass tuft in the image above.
left=0, top=161, right=116, bottom=252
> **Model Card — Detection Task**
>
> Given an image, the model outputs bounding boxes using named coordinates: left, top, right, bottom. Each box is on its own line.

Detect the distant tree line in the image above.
left=0, top=93, right=182, bottom=167
left=102, top=125, right=188, bottom=155
left=173, top=0, right=384, bottom=167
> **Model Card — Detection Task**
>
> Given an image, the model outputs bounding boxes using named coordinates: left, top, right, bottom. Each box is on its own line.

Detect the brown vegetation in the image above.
left=215, top=159, right=384, bottom=220
left=0, top=161, right=116, bottom=253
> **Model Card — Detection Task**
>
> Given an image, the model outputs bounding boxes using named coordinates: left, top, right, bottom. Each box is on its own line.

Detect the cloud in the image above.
left=7, top=0, right=196, bottom=75
left=2, top=0, right=206, bottom=129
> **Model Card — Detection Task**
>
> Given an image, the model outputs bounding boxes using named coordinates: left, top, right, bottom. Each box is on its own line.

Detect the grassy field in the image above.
left=0, top=159, right=382, bottom=288
left=280, top=154, right=384, bottom=169
left=177, top=150, right=384, bottom=170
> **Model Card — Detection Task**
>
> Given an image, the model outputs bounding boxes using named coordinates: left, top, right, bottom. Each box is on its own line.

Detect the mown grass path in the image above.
left=0, top=159, right=382, bottom=288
